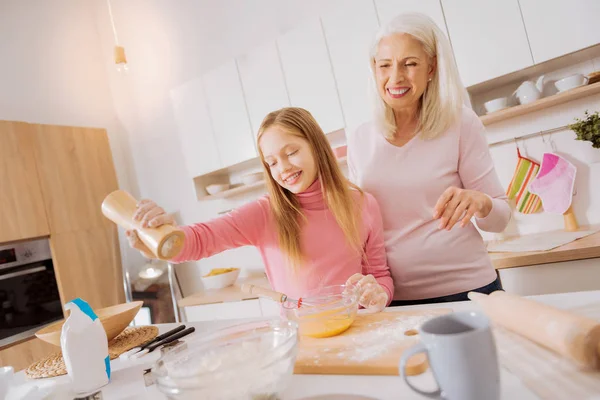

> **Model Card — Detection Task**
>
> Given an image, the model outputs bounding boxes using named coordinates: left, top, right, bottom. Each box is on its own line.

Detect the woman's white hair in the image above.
left=368, top=12, right=468, bottom=140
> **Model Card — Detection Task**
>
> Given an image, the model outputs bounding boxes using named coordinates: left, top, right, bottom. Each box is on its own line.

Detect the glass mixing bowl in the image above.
left=282, top=284, right=359, bottom=338
left=152, top=319, right=298, bottom=400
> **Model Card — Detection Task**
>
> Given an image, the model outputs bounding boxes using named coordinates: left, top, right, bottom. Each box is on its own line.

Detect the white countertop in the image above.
left=8, top=290, right=600, bottom=400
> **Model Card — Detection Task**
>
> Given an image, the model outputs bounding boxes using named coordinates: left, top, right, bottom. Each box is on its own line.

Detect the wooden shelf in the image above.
left=480, top=82, right=600, bottom=125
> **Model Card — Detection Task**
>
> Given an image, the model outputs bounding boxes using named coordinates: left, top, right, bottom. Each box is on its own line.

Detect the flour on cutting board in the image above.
left=309, top=313, right=438, bottom=363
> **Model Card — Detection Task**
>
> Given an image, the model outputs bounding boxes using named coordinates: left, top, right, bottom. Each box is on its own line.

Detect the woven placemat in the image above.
left=107, top=325, right=158, bottom=359
left=26, top=326, right=158, bottom=379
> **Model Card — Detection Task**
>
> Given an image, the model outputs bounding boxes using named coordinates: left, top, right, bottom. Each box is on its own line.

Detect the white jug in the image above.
left=514, top=75, right=545, bottom=105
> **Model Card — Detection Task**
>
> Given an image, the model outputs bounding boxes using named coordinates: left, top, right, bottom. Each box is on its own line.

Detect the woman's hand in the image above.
left=433, top=187, right=493, bottom=230
left=346, top=274, right=389, bottom=313
left=125, top=199, right=176, bottom=258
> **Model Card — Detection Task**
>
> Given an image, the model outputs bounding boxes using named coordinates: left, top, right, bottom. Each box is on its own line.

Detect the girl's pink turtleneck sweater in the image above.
left=172, top=180, right=393, bottom=303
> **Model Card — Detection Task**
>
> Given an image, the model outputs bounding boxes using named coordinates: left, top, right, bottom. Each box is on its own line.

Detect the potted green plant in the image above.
left=569, top=110, right=600, bottom=163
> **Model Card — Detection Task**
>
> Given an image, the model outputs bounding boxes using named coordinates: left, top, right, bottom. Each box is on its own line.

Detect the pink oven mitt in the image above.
left=528, top=153, right=576, bottom=214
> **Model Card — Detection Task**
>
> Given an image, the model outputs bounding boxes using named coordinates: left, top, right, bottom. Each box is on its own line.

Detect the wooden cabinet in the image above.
left=0, top=121, right=125, bottom=370
left=237, top=41, right=290, bottom=135
left=374, top=0, right=448, bottom=36
left=0, top=121, right=49, bottom=243
left=32, top=125, right=119, bottom=233
left=31, top=124, right=124, bottom=309
left=277, top=18, right=345, bottom=134
left=203, top=60, right=257, bottom=166
left=518, top=0, right=600, bottom=63
left=0, top=337, right=58, bottom=372
left=170, top=77, right=223, bottom=177
left=442, top=0, right=534, bottom=86
left=50, top=226, right=124, bottom=309
left=321, top=1, right=380, bottom=134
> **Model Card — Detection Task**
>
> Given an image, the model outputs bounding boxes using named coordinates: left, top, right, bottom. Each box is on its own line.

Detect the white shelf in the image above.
left=197, top=156, right=349, bottom=201
left=207, top=180, right=267, bottom=199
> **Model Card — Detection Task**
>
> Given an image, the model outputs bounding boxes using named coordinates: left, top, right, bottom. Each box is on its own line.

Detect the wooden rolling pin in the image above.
left=101, top=190, right=185, bottom=260
left=469, top=290, right=600, bottom=369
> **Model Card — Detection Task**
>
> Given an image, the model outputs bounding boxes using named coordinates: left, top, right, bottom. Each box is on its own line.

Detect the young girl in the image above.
left=127, top=107, right=392, bottom=312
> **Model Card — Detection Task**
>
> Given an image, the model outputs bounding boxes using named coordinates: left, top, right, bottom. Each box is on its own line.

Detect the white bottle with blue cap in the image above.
left=60, top=298, right=111, bottom=393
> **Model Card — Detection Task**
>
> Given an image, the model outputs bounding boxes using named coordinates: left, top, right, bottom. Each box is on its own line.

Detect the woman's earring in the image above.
left=428, top=78, right=432, bottom=82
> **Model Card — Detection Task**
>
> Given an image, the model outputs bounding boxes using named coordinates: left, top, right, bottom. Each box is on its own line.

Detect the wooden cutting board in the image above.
left=294, top=308, right=452, bottom=376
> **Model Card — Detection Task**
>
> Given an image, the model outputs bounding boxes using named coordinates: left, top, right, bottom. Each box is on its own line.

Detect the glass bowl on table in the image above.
left=152, top=319, right=298, bottom=400
left=282, top=284, right=359, bottom=338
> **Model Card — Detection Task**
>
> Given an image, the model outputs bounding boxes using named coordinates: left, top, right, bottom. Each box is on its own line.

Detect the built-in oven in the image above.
left=0, top=238, right=63, bottom=341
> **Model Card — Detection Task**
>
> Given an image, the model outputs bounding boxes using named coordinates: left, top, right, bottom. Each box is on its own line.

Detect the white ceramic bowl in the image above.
left=205, top=183, right=230, bottom=195
left=484, top=97, right=508, bottom=113
left=241, top=172, right=264, bottom=186
left=555, top=74, right=588, bottom=92
left=201, top=268, right=240, bottom=290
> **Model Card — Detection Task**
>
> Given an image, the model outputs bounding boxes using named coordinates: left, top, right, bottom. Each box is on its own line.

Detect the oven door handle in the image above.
left=0, top=266, right=46, bottom=281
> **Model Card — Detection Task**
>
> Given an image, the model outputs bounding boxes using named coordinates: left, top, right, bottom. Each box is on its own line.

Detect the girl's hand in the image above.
left=126, top=199, right=176, bottom=259
left=433, top=187, right=492, bottom=230
left=346, top=273, right=388, bottom=313
left=132, top=199, right=175, bottom=228
left=125, top=230, right=155, bottom=259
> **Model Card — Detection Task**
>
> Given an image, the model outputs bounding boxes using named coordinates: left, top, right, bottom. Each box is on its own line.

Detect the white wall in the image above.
left=0, top=0, right=141, bottom=274
left=471, top=57, right=600, bottom=239
left=91, top=0, right=356, bottom=294
left=5, top=1, right=594, bottom=295
left=90, top=0, right=600, bottom=295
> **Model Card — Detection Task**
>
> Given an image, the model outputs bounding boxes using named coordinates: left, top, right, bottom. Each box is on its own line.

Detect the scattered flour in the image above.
left=343, top=315, right=433, bottom=361
left=308, top=314, right=439, bottom=363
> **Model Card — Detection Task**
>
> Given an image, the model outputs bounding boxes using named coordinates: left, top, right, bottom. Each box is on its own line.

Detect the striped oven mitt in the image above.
left=506, top=148, right=542, bottom=214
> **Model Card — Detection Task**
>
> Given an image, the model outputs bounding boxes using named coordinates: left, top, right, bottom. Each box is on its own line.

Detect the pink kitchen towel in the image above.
left=528, top=153, right=576, bottom=214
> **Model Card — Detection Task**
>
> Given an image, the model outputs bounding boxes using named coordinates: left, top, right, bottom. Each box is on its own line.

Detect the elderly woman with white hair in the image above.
left=346, top=13, right=511, bottom=306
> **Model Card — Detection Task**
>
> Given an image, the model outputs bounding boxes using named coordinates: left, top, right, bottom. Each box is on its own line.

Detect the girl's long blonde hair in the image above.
left=368, top=12, right=466, bottom=140
left=257, top=107, right=363, bottom=266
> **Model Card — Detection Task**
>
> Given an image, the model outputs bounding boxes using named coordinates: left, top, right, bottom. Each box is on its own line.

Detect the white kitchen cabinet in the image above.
left=203, top=60, right=257, bottom=167
left=374, top=0, right=448, bottom=37
left=170, top=77, right=222, bottom=177
left=518, top=0, right=600, bottom=63
left=277, top=18, right=345, bottom=134
left=442, top=0, right=534, bottom=86
left=321, top=1, right=380, bottom=134
left=259, top=298, right=282, bottom=318
left=184, top=299, right=263, bottom=322
left=237, top=41, right=290, bottom=135
left=498, top=258, right=600, bottom=296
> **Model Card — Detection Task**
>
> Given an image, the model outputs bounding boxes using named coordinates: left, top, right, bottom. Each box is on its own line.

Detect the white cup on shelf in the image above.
left=483, top=97, right=509, bottom=114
